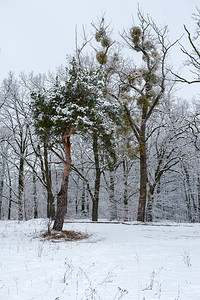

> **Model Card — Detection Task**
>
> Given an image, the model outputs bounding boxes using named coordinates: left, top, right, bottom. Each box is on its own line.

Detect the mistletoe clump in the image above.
left=95, top=27, right=106, bottom=42
left=96, top=51, right=108, bottom=65
left=130, top=26, right=142, bottom=44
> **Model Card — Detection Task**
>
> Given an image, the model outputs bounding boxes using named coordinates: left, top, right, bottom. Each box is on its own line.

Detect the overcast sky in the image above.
left=0, top=0, right=199, bottom=99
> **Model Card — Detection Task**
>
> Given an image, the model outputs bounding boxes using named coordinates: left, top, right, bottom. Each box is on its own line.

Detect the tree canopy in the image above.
left=31, top=57, right=121, bottom=146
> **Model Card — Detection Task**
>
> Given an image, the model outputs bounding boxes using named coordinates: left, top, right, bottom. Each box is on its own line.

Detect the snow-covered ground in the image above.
left=0, top=219, right=200, bottom=300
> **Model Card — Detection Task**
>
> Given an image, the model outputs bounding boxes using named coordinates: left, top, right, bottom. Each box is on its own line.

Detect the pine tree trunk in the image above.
left=53, top=178, right=69, bottom=231
left=53, top=132, right=72, bottom=231
left=137, top=118, right=147, bottom=222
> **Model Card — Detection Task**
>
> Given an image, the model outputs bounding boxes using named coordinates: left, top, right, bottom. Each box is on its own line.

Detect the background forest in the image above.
left=1, top=9, right=200, bottom=225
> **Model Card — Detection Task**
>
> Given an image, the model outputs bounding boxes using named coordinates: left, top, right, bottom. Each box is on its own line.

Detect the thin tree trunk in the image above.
left=7, top=164, right=12, bottom=220
left=44, top=143, right=55, bottom=219
left=0, top=177, right=3, bottom=219
left=0, top=159, right=5, bottom=219
left=33, top=172, right=38, bottom=219
left=48, top=168, right=55, bottom=218
left=8, top=185, right=12, bottom=220
left=75, top=176, right=80, bottom=214
left=146, top=185, right=155, bottom=222
left=92, top=134, right=101, bottom=221
left=198, top=176, right=200, bottom=222
left=81, top=182, right=86, bottom=212
left=86, top=189, right=90, bottom=214
left=23, top=190, right=27, bottom=221
left=123, top=159, right=129, bottom=221
left=18, top=157, right=24, bottom=221
left=81, top=157, right=86, bottom=213
left=182, top=163, right=196, bottom=222
left=109, top=169, right=117, bottom=220
left=137, top=117, right=147, bottom=222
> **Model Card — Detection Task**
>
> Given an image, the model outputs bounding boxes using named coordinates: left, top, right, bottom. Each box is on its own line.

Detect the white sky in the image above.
left=0, top=0, right=199, bottom=99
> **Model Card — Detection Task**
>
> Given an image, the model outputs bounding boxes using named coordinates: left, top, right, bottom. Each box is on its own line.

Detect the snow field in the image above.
left=0, top=219, right=200, bottom=300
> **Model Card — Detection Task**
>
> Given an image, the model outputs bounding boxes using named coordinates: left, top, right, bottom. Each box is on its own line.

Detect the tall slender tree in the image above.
left=110, top=13, right=177, bottom=221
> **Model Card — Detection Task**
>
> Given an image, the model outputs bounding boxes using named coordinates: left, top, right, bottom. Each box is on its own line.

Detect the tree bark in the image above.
left=81, top=158, right=86, bottom=214
left=0, top=158, right=5, bottom=219
left=33, top=172, right=38, bottom=219
left=137, top=117, right=147, bottom=222
left=92, top=134, right=101, bottom=221
left=146, top=185, right=155, bottom=222
left=198, top=176, right=200, bottom=222
left=53, top=178, right=69, bottom=231
left=53, top=131, right=72, bottom=231
left=75, top=176, right=80, bottom=214
left=109, top=169, right=117, bottom=220
left=18, top=157, right=24, bottom=221
left=182, top=162, right=196, bottom=222
left=6, top=162, right=12, bottom=220
left=81, top=182, right=86, bottom=212
left=0, top=176, right=3, bottom=219
left=44, top=143, right=55, bottom=219
left=123, top=159, right=129, bottom=221
left=8, top=191, right=12, bottom=220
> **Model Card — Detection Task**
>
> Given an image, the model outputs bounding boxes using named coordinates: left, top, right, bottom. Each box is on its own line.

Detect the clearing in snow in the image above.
left=0, top=219, right=199, bottom=300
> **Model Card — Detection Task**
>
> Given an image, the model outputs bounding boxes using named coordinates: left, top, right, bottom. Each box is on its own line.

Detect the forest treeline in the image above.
left=0, top=10, right=200, bottom=230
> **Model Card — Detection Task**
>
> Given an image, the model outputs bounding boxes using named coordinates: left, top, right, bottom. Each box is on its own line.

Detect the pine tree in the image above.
left=31, top=57, right=120, bottom=230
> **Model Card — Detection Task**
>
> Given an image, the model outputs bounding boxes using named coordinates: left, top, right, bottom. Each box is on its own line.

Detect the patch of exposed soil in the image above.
left=41, top=230, right=90, bottom=242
